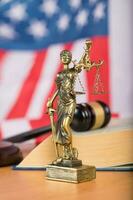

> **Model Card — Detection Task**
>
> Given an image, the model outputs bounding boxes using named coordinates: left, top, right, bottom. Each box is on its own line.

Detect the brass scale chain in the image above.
left=76, top=67, right=105, bottom=95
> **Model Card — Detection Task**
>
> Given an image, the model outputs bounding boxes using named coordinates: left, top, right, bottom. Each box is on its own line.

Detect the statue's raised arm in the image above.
left=74, top=40, right=103, bottom=72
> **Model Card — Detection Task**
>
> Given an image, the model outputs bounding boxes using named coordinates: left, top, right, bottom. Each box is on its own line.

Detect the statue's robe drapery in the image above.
left=55, top=68, right=78, bottom=145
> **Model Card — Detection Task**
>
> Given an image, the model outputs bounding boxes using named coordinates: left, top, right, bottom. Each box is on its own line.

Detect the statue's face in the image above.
left=60, top=51, right=72, bottom=65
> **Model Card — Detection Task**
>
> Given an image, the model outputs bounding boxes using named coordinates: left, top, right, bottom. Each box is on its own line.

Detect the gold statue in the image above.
left=46, top=40, right=103, bottom=166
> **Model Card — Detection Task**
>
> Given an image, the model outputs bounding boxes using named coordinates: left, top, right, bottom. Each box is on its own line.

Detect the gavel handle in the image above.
left=4, top=125, right=52, bottom=143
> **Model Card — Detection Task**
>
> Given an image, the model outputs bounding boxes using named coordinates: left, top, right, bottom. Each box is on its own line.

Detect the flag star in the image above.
left=0, top=23, right=16, bottom=39
left=75, top=10, right=89, bottom=28
left=0, top=0, right=13, bottom=5
left=5, top=4, right=26, bottom=22
left=69, top=0, right=81, bottom=10
left=41, top=0, right=58, bottom=17
left=89, top=0, right=98, bottom=5
left=57, top=14, right=70, bottom=31
left=93, top=2, right=106, bottom=21
left=27, top=21, right=48, bottom=39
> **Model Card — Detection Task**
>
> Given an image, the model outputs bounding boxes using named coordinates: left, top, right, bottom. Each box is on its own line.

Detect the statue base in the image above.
left=46, top=164, right=96, bottom=183
left=53, top=159, right=82, bottom=167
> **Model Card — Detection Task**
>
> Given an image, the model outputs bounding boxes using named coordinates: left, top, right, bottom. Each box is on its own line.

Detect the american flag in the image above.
left=0, top=0, right=132, bottom=141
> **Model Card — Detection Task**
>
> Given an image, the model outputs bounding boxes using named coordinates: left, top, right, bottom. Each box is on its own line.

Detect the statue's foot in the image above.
left=72, top=147, right=78, bottom=159
left=63, top=147, right=78, bottom=160
left=52, top=157, right=82, bottom=167
left=52, top=157, right=63, bottom=165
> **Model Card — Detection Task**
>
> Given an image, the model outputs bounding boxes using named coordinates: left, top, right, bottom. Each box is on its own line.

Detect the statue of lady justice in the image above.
left=47, top=40, right=103, bottom=167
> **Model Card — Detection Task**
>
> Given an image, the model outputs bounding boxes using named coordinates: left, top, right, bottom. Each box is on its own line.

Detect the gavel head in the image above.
left=71, top=101, right=111, bottom=132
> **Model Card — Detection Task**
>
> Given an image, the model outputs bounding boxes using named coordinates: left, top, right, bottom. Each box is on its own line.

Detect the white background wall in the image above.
left=109, top=0, right=133, bottom=118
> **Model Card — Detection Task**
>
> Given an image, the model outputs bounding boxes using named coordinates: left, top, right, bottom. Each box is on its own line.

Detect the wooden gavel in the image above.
left=71, top=101, right=111, bottom=131
left=0, top=101, right=111, bottom=167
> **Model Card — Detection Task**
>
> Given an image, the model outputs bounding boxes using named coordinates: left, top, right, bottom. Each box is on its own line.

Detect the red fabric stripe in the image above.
left=0, top=50, right=6, bottom=78
left=0, top=50, right=6, bottom=61
left=86, top=36, right=110, bottom=106
left=7, top=50, right=47, bottom=119
left=112, top=113, right=119, bottom=118
left=0, top=128, right=3, bottom=141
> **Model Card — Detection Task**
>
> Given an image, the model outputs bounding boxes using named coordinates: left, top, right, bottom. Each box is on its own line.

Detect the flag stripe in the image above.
left=0, top=51, right=35, bottom=120
left=7, top=50, right=47, bottom=119
left=0, top=50, right=6, bottom=63
left=25, top=44, right=64, bottom=119
left=0, top=50, right=6, bottom=80
left=0, top=127, right=3, bottom=140
left=1, top=118, right=31, bottom=138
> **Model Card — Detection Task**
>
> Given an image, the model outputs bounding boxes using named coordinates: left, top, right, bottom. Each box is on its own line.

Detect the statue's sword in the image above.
left=47, top=108, right=59, bottom=158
